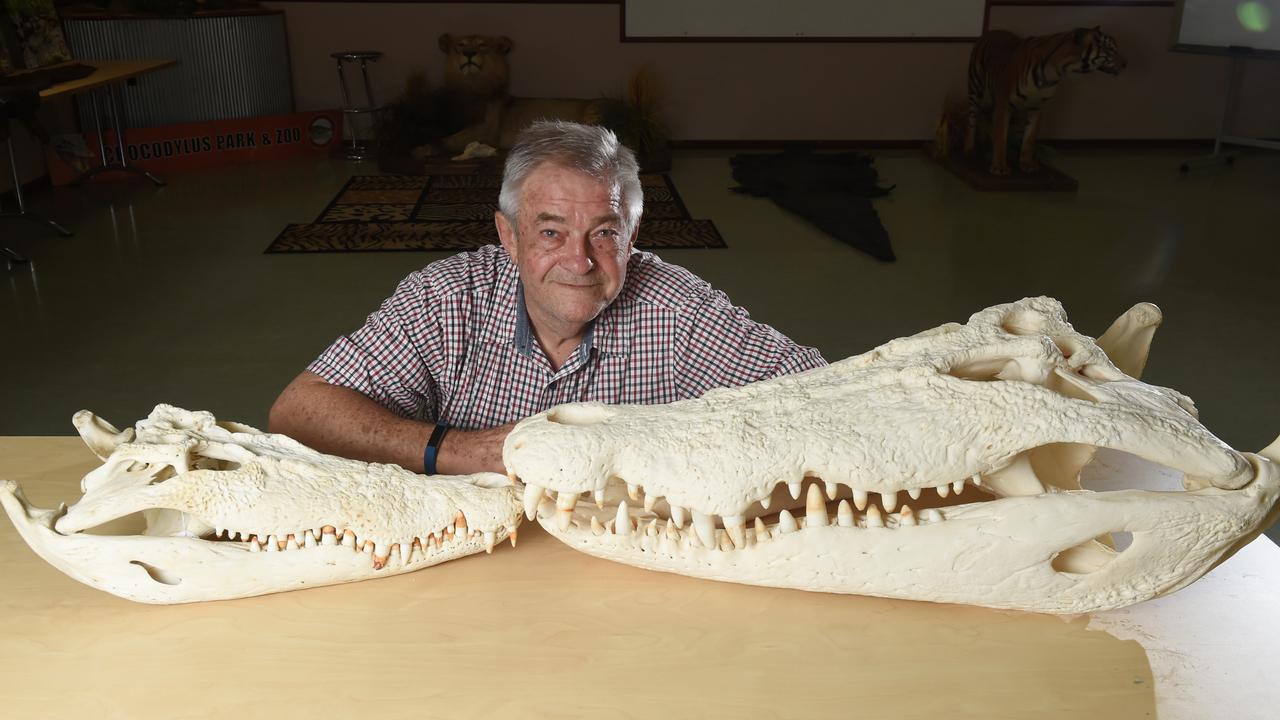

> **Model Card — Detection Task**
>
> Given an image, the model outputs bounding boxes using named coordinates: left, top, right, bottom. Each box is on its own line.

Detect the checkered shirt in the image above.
left=307, top=244, right=827, bottom=430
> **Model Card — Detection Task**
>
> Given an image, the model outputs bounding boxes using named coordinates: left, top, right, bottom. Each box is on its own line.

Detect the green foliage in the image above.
left=593, top=97, right=664, bottom=160
left=593, top=69, right=669, bottom=164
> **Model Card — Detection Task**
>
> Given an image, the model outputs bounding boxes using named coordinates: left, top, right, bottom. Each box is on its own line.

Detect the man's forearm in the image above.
left=267, top=372, right=510, bottom=475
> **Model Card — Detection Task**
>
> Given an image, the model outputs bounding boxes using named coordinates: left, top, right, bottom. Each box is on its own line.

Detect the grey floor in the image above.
left=3, top=148, right=1278, bottom=542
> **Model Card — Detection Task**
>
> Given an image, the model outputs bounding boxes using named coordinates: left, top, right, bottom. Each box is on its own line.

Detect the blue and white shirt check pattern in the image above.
left=308, top=244, right=827, bottom=430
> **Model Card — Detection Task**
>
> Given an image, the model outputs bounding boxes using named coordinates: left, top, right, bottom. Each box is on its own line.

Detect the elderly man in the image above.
left=269, top=121, right=826, bottom=475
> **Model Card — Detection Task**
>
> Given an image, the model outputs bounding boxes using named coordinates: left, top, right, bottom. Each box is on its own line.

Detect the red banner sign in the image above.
left=46, top=110, right=343, bottom=185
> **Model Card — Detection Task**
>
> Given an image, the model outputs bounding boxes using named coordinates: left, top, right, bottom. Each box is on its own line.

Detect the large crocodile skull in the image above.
left=504, top=297, right=1280, bottom=614
left=0, top=405, right=522, bottom=604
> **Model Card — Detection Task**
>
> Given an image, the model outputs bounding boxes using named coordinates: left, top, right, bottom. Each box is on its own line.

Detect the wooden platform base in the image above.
left=930, top=147, right=1078, bottom=192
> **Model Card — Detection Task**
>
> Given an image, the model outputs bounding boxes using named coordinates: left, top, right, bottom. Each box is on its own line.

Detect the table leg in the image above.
left=0, top=132, right=73, bottom=243
left=70, top=83, right=166, bottom=187
left=91, top=90, right=109, bottom=166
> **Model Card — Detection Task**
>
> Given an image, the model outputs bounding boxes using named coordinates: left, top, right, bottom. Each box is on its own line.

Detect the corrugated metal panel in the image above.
left=64, top=14, right=293, bottom=129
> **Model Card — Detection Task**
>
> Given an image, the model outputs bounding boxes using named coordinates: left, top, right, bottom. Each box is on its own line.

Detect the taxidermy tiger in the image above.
left=964, top=27, right=1125, bottom=175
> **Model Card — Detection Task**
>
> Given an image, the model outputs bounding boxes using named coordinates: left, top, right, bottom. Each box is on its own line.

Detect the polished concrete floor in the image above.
left=3, top=148, right=1278, bottom=542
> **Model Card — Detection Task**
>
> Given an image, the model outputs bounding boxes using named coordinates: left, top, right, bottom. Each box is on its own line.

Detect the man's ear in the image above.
left=626, top=218, right=640, bottom=252
left=495, top=211, right=518, bottom=261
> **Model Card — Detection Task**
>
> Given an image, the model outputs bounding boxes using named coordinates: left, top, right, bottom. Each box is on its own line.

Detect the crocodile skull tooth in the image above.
left=805, top=485, right=828, bottom=528
left=778, top=510, right=798, bottom=534
left=522, top=483, right=544, bottom=521
left=837, top=500, right=855, bottom=528
left=852, top=490, right=868, bottom=511
left=865, top=506, right=884, bottom=528
left=754, top=517, right=770, bottom=542
left=900, top=506, right=916, bottom=527
left=615, top=501, right=631, bottom=535
left=691, top=510, right=717, bottom=549
left=723, top=515, right=746, bottom=548
left=982, top=455, right=1046, bottom=498
left=880, top=491, right=898, bottom=513
left=669, top=504, right=686, bottom=528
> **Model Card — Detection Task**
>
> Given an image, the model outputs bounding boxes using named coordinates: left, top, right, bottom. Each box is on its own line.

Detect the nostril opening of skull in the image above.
left=1001, top=309, right=1045, bottom=335
left=546, top=405, right=613, bottom=427
left=130, top=560, right=182, bottom=586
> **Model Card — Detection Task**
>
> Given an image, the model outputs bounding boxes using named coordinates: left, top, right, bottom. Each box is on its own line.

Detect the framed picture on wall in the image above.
left=3, top=0, right=72, bottom=69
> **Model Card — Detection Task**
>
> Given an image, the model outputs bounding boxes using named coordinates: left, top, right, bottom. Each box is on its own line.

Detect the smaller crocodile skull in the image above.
left=504, top=298, right=1280, bottom=614
left=1, top=405, right=522, bottom=604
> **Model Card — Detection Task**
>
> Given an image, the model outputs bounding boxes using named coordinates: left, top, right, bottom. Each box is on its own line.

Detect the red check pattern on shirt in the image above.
left=308, top=244, right=827, bottom=430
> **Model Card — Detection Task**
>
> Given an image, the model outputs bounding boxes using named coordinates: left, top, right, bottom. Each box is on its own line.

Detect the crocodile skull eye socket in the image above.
left=504, top=297, right=1280, bottom=615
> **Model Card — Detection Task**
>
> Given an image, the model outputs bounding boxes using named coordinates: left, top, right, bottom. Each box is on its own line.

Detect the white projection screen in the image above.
left=623, top=0, right=987, bottom=40
left=1172, top=0, right=1280, bottom=57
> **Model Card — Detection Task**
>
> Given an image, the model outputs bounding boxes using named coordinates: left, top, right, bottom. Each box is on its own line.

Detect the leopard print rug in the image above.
left=266, top=174, right=725, bottom=253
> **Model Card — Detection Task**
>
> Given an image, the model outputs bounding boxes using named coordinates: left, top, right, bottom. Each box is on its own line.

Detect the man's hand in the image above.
left=437, top=422, right=517, bottom=476
left=268, top=372, right=517, bottom=476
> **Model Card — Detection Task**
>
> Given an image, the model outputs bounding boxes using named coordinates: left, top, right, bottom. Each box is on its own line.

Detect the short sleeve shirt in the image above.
left=307, top=245, right=827, bottom=430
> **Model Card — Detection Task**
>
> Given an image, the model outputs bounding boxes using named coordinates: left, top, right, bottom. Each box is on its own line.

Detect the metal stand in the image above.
left=2, top=132, right=72, bottom=263
left=1181, top=55, right=1280, bottom=173
left=70, top=85, right=166, bottom=186
left=331, top=51, right=383, bottom=161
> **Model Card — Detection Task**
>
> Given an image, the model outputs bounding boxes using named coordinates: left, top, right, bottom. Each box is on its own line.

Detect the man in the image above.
left=269, top=121, right=826, bottom=475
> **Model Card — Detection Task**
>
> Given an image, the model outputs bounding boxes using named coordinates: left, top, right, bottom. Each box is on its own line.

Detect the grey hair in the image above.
left=498, top=120, right=643, bottom=235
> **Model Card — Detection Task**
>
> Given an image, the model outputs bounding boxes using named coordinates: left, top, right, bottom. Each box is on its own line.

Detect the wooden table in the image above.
left=31, top=59, right=178, bottom=100
left=1, top=437, right=1277, bottom=719
left=40, top=59, right=176, bottom=187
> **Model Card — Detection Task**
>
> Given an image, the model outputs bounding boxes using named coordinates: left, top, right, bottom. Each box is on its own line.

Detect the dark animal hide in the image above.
left=729, top=151, right=896, bottom=262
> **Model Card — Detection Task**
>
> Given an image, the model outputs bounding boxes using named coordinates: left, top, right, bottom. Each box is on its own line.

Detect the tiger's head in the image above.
left=439, top=33, right=513, bottom=99
left=1070, top=26, right=1126, bottom=76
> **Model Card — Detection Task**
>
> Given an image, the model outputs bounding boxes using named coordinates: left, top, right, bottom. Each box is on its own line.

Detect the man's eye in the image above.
left=595, top=228, right=618, bottom=238
left=540, top=229, right=557, bottom=238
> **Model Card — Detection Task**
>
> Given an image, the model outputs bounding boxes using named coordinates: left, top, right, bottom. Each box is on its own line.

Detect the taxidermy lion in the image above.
left=431, top=33, right=601, bottom=156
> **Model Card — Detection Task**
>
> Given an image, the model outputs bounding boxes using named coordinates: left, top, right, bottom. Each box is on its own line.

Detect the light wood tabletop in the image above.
left=1, top=436, right=1276, bottom=719
left=24, top=59, right=178, bottom=99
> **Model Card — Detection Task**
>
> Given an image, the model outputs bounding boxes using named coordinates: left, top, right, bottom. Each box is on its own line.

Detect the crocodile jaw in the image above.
left=526, top=457, right=1280, bottom=613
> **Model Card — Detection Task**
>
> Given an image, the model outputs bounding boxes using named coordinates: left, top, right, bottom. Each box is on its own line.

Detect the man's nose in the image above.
left=559, top=235, right=595, bottom=274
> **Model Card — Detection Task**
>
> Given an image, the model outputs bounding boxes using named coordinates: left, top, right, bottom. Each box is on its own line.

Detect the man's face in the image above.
left=496, top=163, right=636, bottom=338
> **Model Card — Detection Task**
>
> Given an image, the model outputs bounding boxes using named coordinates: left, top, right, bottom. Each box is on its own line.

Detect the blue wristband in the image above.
left=423, top=422, right=450, bottom=475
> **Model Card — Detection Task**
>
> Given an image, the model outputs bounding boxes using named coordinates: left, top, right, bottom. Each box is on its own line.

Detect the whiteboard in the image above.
left=1172, top=0, right=1280, bottom=56
left=624, top=0, right=986, bottom=40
